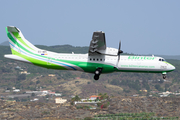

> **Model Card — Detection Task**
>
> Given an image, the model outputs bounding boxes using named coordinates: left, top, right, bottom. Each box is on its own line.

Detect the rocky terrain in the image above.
left=0, top=96, right=180, bottom=119
left=108, top=96, right=180, bottom=117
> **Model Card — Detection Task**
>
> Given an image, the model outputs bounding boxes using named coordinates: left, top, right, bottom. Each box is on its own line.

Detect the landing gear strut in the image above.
left=94, top=68, right=102, bottom=80
left=162, top=72, right=167, bottom=79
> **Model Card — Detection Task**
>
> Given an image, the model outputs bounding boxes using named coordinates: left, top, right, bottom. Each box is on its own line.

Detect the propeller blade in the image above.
left=118, top=41, right=121, bottom=53
left=116, top=41, right=122, bottom=68
left=116, top=54, right=120, bottom=67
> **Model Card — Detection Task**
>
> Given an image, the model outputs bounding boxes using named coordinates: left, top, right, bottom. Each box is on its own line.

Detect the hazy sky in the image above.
left=0, top=1, right=179, bottom=55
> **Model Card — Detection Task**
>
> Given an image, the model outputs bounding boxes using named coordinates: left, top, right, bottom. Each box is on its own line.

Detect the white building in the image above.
left=55, top=93, right=62, bottom=96
left=13, top=89, right=20, bottom=92
left=55, top=98, right=67, bottom=104
left=30, top=98, right=39, bottom=101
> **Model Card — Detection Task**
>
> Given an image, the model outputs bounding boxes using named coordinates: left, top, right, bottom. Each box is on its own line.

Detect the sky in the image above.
left=0, top=1, right=179, bottom=55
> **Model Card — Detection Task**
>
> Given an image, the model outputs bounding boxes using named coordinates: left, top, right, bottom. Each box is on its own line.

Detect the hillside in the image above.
left=0, top=96, right=180, bottom=119
left=0, top=44, right=180, bottom=119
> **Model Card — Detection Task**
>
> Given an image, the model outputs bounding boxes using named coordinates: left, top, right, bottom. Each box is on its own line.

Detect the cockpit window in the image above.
left=159, top=58, right=166, bottom=61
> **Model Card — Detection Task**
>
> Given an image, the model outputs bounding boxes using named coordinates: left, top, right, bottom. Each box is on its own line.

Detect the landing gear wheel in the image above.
left=95, top=70, right=100, bottom=75
left=94, top=75, right=99, bottom=80
left=163, top=74, right=166, bottom=79
left=93, top=68, right=102, bottom=80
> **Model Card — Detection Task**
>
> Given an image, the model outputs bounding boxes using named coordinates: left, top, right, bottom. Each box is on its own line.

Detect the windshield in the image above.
left=159, top=58, right=166, bottom=61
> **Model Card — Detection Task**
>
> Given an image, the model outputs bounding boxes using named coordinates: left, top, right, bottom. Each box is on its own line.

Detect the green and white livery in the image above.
left=4, top=26, right=175, bottom=80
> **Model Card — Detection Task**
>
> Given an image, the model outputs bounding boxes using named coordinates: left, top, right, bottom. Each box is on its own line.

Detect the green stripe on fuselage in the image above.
left=11, top=49, right=67, bottom=70
left=117, top=69, right=174, bottom=73
left=59, top=59, right=116, bottom=73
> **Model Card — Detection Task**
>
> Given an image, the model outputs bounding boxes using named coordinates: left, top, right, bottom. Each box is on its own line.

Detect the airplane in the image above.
left=4, top=26, right=175, bottom=80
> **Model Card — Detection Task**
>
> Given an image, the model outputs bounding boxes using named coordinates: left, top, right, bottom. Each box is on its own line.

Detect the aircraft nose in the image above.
left=171, top=65, right=175, bottom=70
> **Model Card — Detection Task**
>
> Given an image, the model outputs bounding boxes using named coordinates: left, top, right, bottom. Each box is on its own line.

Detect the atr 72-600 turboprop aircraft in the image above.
left=4, top=26, right=175, bottom=80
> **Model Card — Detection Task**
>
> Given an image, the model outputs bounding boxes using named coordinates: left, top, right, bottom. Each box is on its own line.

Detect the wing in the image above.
left=88, top=31, right=106, bottom=56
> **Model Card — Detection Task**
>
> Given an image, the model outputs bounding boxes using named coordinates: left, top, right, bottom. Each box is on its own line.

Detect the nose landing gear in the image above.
left=94, top=68, right=102, bottom=80
left=162, top=74, right=166, bottom=79
left=162, top=72, right=167, bottom=79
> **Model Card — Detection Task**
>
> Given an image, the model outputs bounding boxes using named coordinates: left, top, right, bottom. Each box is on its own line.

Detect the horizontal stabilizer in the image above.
left=4, top=54, right=32, bottom=64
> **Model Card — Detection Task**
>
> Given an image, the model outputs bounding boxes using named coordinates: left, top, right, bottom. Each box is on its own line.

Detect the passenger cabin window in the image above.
left=89, top=58, right=104, bottom=61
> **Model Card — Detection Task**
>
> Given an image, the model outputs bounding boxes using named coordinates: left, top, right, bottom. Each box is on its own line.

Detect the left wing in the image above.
left=88, top=31, right=106, bottom=56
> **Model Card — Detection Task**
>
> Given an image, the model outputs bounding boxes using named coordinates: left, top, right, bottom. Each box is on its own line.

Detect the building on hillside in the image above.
left=55, top=98, right=67, bottom=104
left=48, top=74, right=55, bottom=77
left=41, top=90, right=51, bottom=94
left=15, top=66, right=23, bottom=70
left=20, top=71, right=30, bottom=75
left=140, top=89, right=147, bottom=92
left=133, top=94, right=139, bottom=97
left=70, top=95, right=75, bottom=98
left=13, top=89, right=20, bottom=92
left=55, top=93, right=62, bottom=96
left=49, top=92, right=55, bottom=95
left=89, top=95, right=100, bottom=100
left=30, top=98, right=39, bottom=102
left=159, top=91, right=172, bottom=97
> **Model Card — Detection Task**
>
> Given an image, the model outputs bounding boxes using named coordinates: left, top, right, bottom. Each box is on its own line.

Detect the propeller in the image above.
left=116, top=41, right=123, bottom=68
left=94, top=41, right=123, bottom=68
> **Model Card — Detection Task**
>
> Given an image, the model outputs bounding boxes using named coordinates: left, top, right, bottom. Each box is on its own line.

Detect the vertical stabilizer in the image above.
left=6, top=26, right=39, bottom=55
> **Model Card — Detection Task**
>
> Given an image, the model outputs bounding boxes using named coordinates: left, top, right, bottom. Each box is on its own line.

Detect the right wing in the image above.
left=88, top=31, right=106, bottom=56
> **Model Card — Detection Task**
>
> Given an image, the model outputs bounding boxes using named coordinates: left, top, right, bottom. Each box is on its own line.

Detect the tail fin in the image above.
left=6, top=26, right=39, bottom=55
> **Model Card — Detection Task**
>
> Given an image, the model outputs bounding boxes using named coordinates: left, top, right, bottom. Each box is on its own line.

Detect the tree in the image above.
left=110, top=79, right=120, bottom=85
left=71, top=95, right=81, bottom=105
left=1, top=66, right=11, bottom=73
left=155, top=84, right=163, bottom=91
left=73, top=95, right=81, bottom=101
left=17, top=74, right=26, bottom=80
left=84, top=117, right=93, bottom=120
left=31, top=93, right=35, bottom=97
left=98, top=93, right=109, bottom=100
left=36, top=80, right=40, bottom=84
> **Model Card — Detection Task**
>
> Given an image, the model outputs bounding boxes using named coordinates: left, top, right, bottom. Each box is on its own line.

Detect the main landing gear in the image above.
left=94, top=68, right=102, bottom=80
